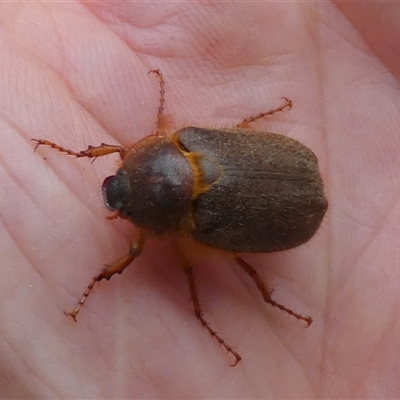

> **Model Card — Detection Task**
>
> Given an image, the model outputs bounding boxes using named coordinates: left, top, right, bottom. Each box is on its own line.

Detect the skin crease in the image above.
left=1, top=1, right=400, bottom=398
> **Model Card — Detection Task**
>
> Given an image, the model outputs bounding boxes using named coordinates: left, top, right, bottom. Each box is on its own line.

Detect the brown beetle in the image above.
left=33, top=70, right=327, bottom=366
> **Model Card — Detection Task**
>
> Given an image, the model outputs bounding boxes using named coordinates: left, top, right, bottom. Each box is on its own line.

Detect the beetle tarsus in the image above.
left=148, top=69, right=173, bottom=135
left=237, top=97, right=292, bottom=128
left=148, top=69, right=165, bottom=117
left=235, top=257, right=312, bottom=326
left=183, top=263, right=242, bottom=366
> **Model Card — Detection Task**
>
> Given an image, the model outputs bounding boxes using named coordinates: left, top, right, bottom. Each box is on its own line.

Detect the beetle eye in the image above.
left=102, top=170, right=131, bottom=211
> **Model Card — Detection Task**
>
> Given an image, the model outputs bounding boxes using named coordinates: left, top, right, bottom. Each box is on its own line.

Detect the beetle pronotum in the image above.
left=33, top=70, right=327, bottom=365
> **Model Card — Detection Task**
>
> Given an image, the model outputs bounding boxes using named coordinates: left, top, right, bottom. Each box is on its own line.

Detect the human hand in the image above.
left=1, top=2, right=400, bottom=398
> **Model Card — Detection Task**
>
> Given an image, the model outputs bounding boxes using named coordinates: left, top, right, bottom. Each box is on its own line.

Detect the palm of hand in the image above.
left=1, top=2, right=400, bottom=398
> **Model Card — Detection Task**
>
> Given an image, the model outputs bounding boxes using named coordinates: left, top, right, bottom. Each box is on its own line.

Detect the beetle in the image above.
left=33, top=69, right=327, bottom=365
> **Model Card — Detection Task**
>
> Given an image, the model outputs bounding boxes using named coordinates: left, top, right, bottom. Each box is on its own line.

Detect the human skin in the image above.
left=1, top=1, right=400, bottom=398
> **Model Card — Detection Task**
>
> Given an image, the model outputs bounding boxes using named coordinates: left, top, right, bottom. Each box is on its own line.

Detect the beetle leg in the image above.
left=148, top=69, right=173, bottom=135
left=237, top=97, right=292, bottom=128
left=235, top=257, right=312, bottom=327
left=32, top=139, right=126, bottom=160
left=64, top=231, right=146, bottom=321
left=183, top=263, right=242, bottom=366
left=148, top=69, right=165, bottom=121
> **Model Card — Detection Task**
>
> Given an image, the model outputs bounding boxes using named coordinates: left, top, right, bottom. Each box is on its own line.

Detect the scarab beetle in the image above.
left=33, top=70, right=327, bottom=365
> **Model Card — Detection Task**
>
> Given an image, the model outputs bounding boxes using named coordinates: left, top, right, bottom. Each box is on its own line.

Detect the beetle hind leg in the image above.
left=183, top=264, right=242, bottom=366
left=237, top=97, right=292, bottom=128
left=235, top=257, right=312, bottom=327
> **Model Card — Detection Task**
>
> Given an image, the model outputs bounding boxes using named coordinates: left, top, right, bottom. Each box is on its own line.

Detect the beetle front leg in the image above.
left=32, top=139, right=126, bottom=160
left=64, top=232, right=146, bottom=321
left=235, top=257, right=312, bottom=326
left=183, top=263, right=242, bottom=366
left=237, top=97, right=292, bottom=128
left=148, top=69, right=173, bottom=135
